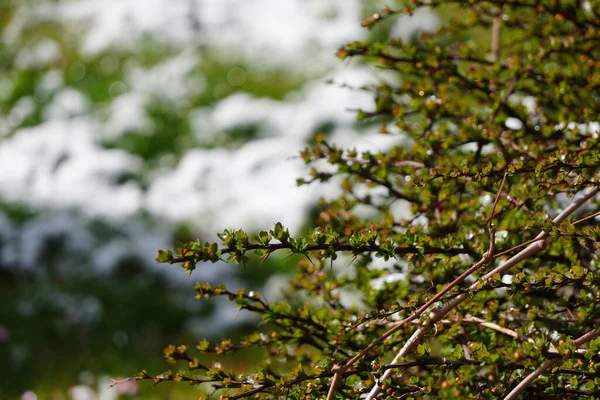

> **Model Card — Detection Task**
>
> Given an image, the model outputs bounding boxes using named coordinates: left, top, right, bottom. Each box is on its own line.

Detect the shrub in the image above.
left=140, top=1, right=600, bottom=398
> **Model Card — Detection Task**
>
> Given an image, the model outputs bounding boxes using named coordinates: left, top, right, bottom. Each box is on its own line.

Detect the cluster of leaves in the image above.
left=145, top=1, right=600, bottom=398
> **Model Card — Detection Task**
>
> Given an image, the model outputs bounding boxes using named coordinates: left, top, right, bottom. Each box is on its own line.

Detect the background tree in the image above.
left=146, top=0, right=600, bottom=399
left=1, top=1, right=385, bottom=397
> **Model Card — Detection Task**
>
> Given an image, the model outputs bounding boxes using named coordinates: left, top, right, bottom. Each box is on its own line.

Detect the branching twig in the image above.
left=169, top=242, right=471, bottom=265
left=327, top=175, right=506, bottom=400
left=504, top=327, right=600, bottom=400
left=362, top=185, right=600, bottom=400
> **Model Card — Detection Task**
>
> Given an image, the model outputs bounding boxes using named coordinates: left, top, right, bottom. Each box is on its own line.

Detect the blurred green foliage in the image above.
left=0, top=0, right=315, bottom=397
left=0, top=0, right=430, bottom=398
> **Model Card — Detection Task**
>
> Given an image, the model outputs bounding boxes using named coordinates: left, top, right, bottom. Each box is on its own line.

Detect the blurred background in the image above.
left=0, top=1, right=437, bottom=398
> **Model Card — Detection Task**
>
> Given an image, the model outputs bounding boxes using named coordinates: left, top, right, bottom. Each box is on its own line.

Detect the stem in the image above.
left=491, top=17, right=501, bottom=62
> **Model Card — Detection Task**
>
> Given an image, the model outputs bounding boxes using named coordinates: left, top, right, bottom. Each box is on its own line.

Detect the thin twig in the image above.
left=489, top=172, right=508, bottom=226
left=493, top=236, right=546, bottom=259
left=426, top=315, right=584, bottom=355
left=458, top=325, right=472, bottom=360
left=491, top=17, right=501, bottom=63
left=110, top=376, right=141, bottom=387
left=571, top=209, right=600, bottom=225
left=169, top=242, right=471, bottom=265
left=463, top=315, right=534, bottom=343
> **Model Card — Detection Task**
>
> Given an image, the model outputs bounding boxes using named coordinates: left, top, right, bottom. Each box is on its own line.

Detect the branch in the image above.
left=463, top=315, right=534, bottom=343
left=363, top=186, right=600, bottom=399
left=504, top=327, right=600, bottom=400
left=491, top=17, right=501, bottom=62
left=326, top=176, right=505, bottom=400
left=168, top=242, right=471, bottom=265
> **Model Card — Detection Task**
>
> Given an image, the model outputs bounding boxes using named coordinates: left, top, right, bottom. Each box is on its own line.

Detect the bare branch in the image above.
left=463, top=315, right=534, bottom=343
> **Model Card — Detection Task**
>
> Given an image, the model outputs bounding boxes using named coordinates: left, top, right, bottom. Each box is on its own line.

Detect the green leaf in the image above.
left=156, top=249, right=173, bottom=263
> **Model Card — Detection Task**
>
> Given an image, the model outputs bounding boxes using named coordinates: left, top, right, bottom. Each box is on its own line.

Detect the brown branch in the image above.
left=492, top=236, right=547, bottom=259
left=571, top=209, right=600, bottom=226
left=491, top=17, right=501, bottom=62
left=489, top=172, right=507, bottom=225
left=116, top=368, right=359, bottom=399
left=463, top=315, right=534, bottom=343
left=382, top=358, right=600, bottom=378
